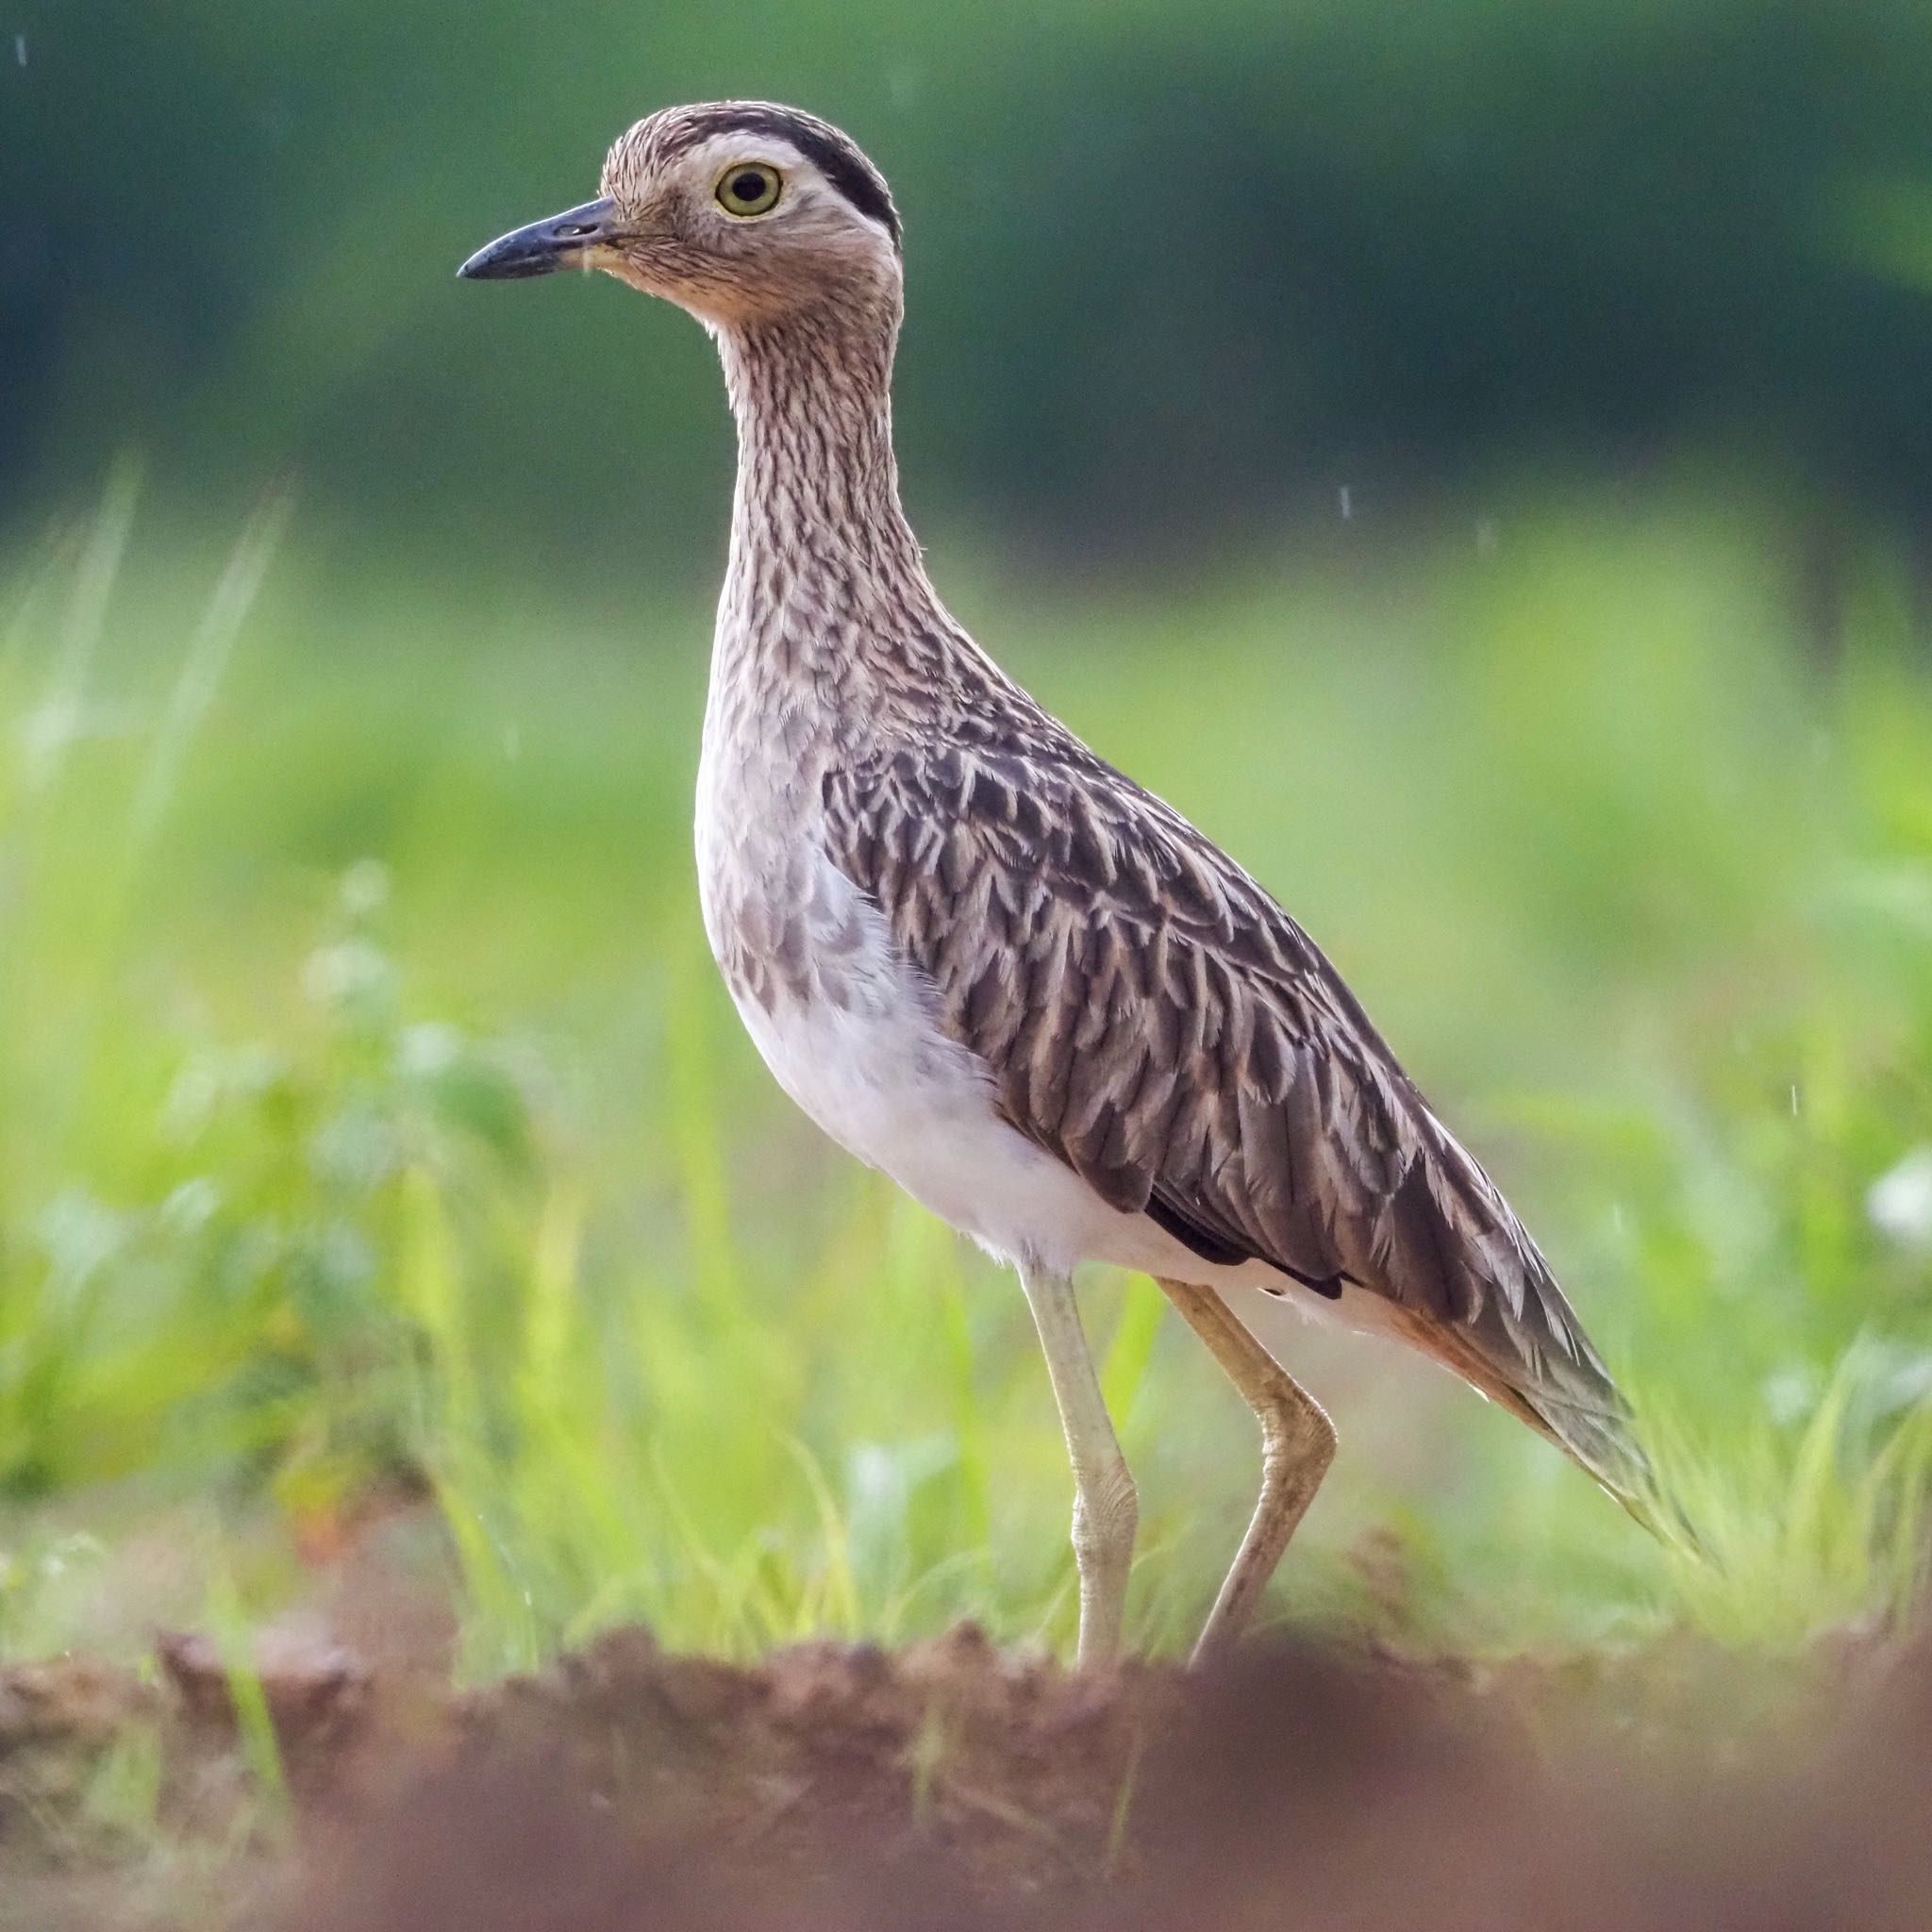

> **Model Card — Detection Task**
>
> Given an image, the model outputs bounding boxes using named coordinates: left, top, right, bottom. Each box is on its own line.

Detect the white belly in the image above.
left=719, top=884, right=1112, bottom=1276
left=705, top=844, right=1279, bottom=1294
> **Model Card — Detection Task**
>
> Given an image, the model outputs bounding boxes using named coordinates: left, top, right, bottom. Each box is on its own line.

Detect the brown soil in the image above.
left=3, top=1619, right=1930, bottom=1931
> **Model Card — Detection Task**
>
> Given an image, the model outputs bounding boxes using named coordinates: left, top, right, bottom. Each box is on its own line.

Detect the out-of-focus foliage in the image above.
left=7, top=0, right=1932, bottom=570
left=1, top=483, right=1927, bottom=1663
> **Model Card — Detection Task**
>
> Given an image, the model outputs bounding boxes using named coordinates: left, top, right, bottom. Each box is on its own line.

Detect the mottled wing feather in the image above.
left=822, top=734, right=1648, bottom=1507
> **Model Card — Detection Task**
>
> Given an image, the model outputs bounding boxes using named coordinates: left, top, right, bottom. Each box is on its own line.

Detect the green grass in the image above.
left=1, top=470, right=1929, bottom=1672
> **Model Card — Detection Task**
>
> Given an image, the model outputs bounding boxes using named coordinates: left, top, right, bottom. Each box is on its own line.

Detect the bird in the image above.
left=458, top=100, right=1655, bottom=1668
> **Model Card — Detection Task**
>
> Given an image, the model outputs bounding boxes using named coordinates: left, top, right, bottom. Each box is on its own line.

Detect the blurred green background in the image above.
left=12, top=0, right=1932, bottom=563
left=2, top=0, right=1931, bottom=1670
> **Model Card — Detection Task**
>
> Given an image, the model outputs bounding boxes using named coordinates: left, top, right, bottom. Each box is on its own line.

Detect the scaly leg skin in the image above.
left=1019, top=1264, right=1139, bottom=1666
left=1158, top=1277, right=1336, bottom=1668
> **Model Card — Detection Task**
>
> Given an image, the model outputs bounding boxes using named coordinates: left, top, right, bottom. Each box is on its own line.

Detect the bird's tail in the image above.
left=1388, top=1303, right=1702, bottom=1553
left=1516, top=1379, right=1696, bottom=1547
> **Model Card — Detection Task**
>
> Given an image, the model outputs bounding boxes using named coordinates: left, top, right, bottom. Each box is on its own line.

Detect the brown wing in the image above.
left=822, top=736, right=1649, bottom=1508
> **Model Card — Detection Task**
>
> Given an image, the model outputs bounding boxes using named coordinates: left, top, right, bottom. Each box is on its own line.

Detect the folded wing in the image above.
left=822, top=730, right=1651, bottom=1514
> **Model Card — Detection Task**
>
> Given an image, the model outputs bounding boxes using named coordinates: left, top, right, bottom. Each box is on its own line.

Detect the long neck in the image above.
left=713, top=297, right=935, bottom=686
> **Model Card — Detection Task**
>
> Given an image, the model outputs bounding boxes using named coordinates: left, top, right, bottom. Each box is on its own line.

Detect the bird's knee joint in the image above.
left=1072, top=1461, right=1139, bottom=1560
left=1260, top=1399, right=1336, bottom=1479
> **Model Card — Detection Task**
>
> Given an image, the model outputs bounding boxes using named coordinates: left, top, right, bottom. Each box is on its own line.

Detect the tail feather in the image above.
left=1383, top=1300, right=1699, bottom=1550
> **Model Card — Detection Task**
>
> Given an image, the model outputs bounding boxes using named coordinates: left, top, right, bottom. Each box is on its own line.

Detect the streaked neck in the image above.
left=718, top=304, right=924, bottom=600
left=707, top=294, right=1004, bottom=750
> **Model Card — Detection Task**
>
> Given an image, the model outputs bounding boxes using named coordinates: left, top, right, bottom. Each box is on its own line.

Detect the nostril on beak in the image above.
left=457, top=196, right=618, bottom=280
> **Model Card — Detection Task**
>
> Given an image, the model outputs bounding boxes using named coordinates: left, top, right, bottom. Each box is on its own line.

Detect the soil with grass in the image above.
left=5, top=1602, right=1931, bottom=1932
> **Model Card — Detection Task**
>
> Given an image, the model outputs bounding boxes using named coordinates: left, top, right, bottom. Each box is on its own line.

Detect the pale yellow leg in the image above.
left=1158, top=1278, right=1336, bottom=1667
left=1020, top=1265, right=1139, bottom=1665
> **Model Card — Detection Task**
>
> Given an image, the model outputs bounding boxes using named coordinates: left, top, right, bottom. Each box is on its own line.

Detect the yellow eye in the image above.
left=715, top=162, right=782, bottom=217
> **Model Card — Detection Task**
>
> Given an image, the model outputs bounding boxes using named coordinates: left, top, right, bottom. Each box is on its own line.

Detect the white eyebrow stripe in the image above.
left=683, top=133, right=812, bottom=176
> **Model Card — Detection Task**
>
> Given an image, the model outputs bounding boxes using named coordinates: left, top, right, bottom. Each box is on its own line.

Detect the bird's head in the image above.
left=458, top=101, right=902, bottom=328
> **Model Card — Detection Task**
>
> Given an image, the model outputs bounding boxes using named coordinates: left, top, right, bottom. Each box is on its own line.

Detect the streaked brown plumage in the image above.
left=459, top=100, right=1654, bottom=1666
left=822, top=724, right=1639, bottom=1493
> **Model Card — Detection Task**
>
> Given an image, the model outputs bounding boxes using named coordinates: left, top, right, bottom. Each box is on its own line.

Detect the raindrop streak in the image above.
left=1338, top=486, right=1353, bottom=521
left=1790, top=1084, right=1800, bottom=1117
left=13, top=36, right=24, bottom=66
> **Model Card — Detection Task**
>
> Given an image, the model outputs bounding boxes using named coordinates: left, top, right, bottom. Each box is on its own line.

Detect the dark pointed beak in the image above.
left=457, top=197, right=620, bottom=280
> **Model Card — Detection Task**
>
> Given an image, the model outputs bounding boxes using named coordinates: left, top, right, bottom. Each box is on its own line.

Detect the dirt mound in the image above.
left=450, top=1624, right=1175, bottom=1896
left=4, top=1621, right=1931, bottom=1930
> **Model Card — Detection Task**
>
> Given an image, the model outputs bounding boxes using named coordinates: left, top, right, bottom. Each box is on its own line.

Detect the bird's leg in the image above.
left=1018, top=1264, right=1139, bottom=1666
left=1157, top=1277, right=1336, bottom=1668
